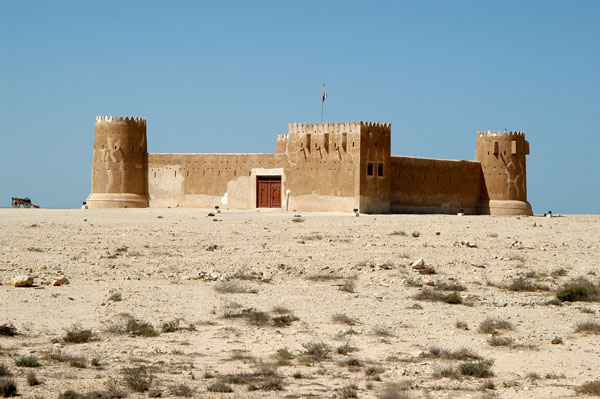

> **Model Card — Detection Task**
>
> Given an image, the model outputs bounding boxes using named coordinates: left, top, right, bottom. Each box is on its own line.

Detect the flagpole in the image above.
left=321, top=83, right=326, bottom=124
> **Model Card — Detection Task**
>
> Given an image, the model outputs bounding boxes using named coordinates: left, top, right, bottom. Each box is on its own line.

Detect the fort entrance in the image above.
left=256, top=176, right=282, bottom=208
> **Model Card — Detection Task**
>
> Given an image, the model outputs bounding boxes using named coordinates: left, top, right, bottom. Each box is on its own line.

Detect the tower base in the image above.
left=86, top=193, right=149, bottom=209
left=477, top=200, right=532, bottom=216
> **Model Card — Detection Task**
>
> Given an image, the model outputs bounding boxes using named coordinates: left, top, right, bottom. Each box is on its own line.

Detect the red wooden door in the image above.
left=257, top=177, right=282, bottom=208
left=270, top=182, right=281, bottom=207
left=258, top=181, right=270, bottom=207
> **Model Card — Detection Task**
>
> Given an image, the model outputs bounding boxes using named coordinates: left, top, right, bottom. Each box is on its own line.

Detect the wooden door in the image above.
left=270, top=182, right=281, bottom=207
left=257, top=181, right=271, bottom=207
left=256, top=176, right=282, bottom=208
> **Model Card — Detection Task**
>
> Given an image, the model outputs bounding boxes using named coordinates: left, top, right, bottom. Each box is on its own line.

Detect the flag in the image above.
left=322, top=84, right=327, bottom=102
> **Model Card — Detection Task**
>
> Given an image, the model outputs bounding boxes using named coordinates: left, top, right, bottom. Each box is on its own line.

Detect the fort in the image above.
left=86, top=117, right=532, bottom=215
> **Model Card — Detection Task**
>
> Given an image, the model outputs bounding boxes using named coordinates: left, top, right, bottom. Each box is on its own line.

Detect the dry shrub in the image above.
left=487, top=336, right=515, bottom=347
left=271, top=314, right=299, bottom=327
left=435, top=281, right=466, bottom=291
left=0, top=364, right=9, bottom=377
left=0, top=378, right=17, bottom=398
left=306, top=274, right=347, bottom=281
left=506, top=278, right=549, bottom=292
left=433, top=365, right=460, bottom=379
left=15, top=356, right=40, bottom=368
left=556, top=278, right=599, bottom=302
left=63, top=326, right=95, bottom=344
left=339, top=279, right=356, bottom=293
left=377, top=382, right=413, bottom=399
left=214, top=281, right=258, bottom=294
left=0, top=325, right=17, bottom=337
left=207, top=381, right=233, bottom=392
left=424, top=346, right=481, bottom=360
left=122, top=366, right=152, bottom=392
left=576, top=380, right=600, bottom=395
left=575, top=321, right=600, bottom=334
left=459, top=360, right=494, bottom=378
left=477, top=318, right=513, bottom=334
left=373, top=326, right=394, bottom=337
left=339, top=384, right=359, bottom=398
left=337, top=343, right=358, bottom=355
left=169, top=384, right=193, bottom=397
left=301, top=341, right=330, bottom=362
left=414, top=289, right=463, bottom=304
left=26, top=371, right=40, bottom=386
left=332, top=314, right=357, bottom=325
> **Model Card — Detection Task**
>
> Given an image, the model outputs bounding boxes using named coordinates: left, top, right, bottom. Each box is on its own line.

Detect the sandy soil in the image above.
left=1, top=209, right=599, bottom=399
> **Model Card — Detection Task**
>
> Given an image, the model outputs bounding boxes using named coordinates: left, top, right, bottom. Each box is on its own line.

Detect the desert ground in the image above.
left=1, top=209, right=599, bottom=399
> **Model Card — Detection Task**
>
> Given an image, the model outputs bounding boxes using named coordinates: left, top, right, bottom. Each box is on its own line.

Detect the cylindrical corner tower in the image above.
left=475, top=130, right=532, bottom=216
left=86, top=116, right=149, bottom=208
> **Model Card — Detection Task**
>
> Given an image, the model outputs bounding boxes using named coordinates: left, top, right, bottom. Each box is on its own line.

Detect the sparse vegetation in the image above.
left=487, top=336, right=515, bottom=346
left=332, top=313, right=357, bottom=325
left=207, top=381, right=233, bottom=393
left=15, top=356, right=40, bottom=368
left=575, top=321, right=600, bottom=334
left=576, top=380, right=600, bottom=395
left=339, top=384, right=359, bottom=398
left=423, top=346, right=481, bottom=360
left=414, top=289, right=463, bottom=304
left=373, top=326, right=394, bottom=337
left=301, top=341, right=330, bottom=362
left=377, top=382, right=412, bottom=399
left=26, top=371, right=40, bottom=386
left=337, top=342, right=358, bottom=355
left=459, top=360, right=494, bottom=378
left=214, top=281, right=258, bottom=294
left=506, top=278, right=549, bottom=292
left=478, top=318, right=513, bottom=334
left=389, top=231, right=407, bottom=236
left=433, top=365, right=460, bottom=379
left=411, top=231, right=420, bottom=238
left=0, top=378, right=17, bottom=398
left=0, top=325, right=17, bottom=337
left=306, top=273, right=348, bottom=281
left=108, top=292, right=122, bottom=302
left=0, top=364, right=9, bottom=377
left=63, top=326, right=95, bottom=343
left=122, top=366, right=152, bottom=392
left=455, top=321, right=469, bottom=330
left=435, top=281, right=466, bottom=291
left=556, top=278, right=599, bottom=302
left=169, top=384, right=193, bottom=397
left=339, top=279, right=356, bottom=293
left=551, top=268, right=568, bottom=278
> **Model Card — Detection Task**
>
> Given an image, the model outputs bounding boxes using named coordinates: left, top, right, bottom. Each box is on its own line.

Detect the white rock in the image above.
left=411, top=258, right=425, bottom=269
left=11, top=275, right=34, bottom=287
left=52, top=277, right=70, bottom=286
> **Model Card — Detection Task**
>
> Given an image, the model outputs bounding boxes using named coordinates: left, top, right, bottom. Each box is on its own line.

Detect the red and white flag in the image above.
left=322, top=84, right=327, bottom=102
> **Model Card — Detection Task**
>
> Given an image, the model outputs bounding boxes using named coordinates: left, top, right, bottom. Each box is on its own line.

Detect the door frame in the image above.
left=256, top=175, right=282, bottom=208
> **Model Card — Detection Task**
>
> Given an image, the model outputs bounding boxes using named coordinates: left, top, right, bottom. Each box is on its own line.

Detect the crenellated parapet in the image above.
left=475, top=130, right=532, bottom=215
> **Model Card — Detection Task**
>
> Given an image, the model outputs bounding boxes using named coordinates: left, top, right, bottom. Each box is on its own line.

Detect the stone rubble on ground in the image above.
left=11, top=275, right=34, bottom=287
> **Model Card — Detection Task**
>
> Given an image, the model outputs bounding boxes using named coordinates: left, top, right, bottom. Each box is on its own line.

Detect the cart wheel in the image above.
left=24, top=203, right=31, bottom=208
left=11, top=198, right=18, bottom=208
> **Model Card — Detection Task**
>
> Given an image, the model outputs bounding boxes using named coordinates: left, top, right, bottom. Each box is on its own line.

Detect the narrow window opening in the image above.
left=367, top=163, right=374, bottom=176
left=153, top=172, right=156, bottom=178
left=174, top=171, right=177, bottom=177
left=377, top=163, right=384, bottom=177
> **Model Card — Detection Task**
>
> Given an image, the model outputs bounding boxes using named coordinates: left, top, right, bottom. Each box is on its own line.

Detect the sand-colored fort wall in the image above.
left=87, top=117, right=532, bottom=215
left=475, top=131, right=532, bottom=215
left=358, top=123, right=392, bottom=213
left=390, top=156, right=482, bottom=214
left=87, top=117, right=149, bottom=208
left=148, top=153, right=285, bottom=209
left=279, top=122, right=361, bottom=212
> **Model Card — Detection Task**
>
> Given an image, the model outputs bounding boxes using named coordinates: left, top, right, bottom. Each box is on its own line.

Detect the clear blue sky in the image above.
left=1, top=1, right=598, bottom=213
